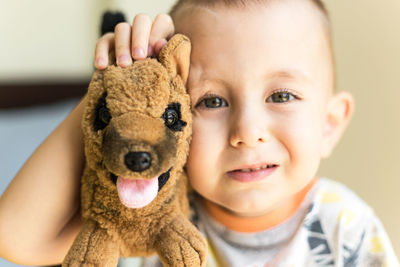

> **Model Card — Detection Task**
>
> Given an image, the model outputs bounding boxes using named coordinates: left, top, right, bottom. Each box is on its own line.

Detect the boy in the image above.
left=0, top=0, right=398, bottom=266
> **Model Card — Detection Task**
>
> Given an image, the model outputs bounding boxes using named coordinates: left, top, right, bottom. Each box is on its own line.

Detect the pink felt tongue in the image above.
left=116, top=176, right=158, bottom=208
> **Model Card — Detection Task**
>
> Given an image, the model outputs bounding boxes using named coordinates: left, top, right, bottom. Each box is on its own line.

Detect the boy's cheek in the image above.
left=319, top=135, right=334, bottom=158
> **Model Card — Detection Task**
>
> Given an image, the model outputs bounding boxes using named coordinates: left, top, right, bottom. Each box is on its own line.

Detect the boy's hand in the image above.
left=95, top=13, right=175, bottom=70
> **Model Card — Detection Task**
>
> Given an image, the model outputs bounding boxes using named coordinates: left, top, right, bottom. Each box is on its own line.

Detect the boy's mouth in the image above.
left=234, top=164, right=278, bottom=172
left=230, top=163, right=278, bottom=172
left=227, top=164, right=278, bottom=182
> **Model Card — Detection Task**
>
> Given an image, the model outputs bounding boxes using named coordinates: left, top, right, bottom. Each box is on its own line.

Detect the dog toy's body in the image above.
left=63, top=34, right=207, bottom=267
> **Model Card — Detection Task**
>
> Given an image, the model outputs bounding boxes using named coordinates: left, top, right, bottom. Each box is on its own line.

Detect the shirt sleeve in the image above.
left=349, top=213, right=399, bottom=267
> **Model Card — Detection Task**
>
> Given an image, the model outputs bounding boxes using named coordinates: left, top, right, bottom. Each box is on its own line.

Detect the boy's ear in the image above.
left=321, top=91, right=355, bottom=158
left=158, top=34, right=191, bottom=85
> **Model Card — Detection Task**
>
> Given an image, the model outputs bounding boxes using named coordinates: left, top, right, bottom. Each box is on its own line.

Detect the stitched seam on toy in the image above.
left=82, top=221, right=96, bottom=263
left=179, top=243, right=188, bottom=267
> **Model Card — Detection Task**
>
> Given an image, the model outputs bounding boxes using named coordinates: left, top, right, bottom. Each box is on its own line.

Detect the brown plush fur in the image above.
left=63, top=34, right=207, bottom=267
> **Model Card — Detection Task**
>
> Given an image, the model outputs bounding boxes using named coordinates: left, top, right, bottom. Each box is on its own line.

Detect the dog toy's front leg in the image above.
left=154, top=214, right=207, bottom=267
left=62, top=219, right=120, bottom=267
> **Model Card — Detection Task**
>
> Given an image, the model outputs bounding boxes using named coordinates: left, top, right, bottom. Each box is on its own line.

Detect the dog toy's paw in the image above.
left=62, top=220, right=119, bottom=267
left=155, top=216, right=207, bottom=267
left=62, top=260, right=96, bottom=267
left=63, top=257, right=118, bottom=267
left=178, top=227, right=207, bottom=267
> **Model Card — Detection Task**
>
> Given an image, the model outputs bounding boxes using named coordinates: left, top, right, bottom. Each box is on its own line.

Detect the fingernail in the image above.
left=117, top=55, right=131, bottom=66
left=96, top=57, right=105, bottom=68
left=133, top=47, right=145, bottom=59
left=159, top=39, right=167, bottom=48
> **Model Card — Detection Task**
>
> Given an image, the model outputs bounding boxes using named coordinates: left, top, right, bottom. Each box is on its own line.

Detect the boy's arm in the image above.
left=0, top=97, right=86, bottom=265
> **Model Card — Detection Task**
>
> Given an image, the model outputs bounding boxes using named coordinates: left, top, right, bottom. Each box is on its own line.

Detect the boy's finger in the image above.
left=149, top=14, right=175, bottom=56
left=131, top=14, right=152, bottom=60
left=95, top=33, right=115, bottom=70
left=154, top=39, right=168, bottom=55
left=115, top=22, right=133, bottom=67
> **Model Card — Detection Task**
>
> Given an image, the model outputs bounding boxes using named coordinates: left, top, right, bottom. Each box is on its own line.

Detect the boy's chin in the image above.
left=214, top=193, right=285, bottom=218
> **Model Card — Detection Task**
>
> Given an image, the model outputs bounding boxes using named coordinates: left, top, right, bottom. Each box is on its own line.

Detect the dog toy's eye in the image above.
left=94, top=92, right=112, bottom=131
left=164, top=109, right=178, bottom=127
left=99, top=106, right=111, bottom=125
left=162, top=102, right=187, bottom=132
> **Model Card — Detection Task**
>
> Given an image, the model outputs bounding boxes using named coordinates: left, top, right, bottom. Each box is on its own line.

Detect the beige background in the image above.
left=319, top=0, right=400, bottom=255
left=0, top=0, right=398, bottom=258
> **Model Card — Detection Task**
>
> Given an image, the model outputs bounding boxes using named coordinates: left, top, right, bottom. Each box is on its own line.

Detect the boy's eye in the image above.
left=267, top=90, right=297, bottom=103
left=197, top=96, right=228, bottom=109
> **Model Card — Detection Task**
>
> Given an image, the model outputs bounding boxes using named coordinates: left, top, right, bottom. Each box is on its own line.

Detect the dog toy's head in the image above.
left=82, top=34, right=191, bottom=209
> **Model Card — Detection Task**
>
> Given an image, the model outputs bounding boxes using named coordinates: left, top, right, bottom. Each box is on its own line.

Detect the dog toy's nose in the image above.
left=124, top=152, right=152, bottom=172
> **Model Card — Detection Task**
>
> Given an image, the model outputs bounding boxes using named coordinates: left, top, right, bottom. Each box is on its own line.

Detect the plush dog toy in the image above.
left=63, top=34, right=207, bottom=267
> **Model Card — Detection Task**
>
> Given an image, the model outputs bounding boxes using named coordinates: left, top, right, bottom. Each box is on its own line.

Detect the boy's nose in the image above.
left=229, top=109, right=271, bottom=148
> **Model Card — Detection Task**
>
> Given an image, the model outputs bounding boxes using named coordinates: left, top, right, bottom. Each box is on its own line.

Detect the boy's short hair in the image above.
left=170, top=0, right=330, bottom=23
left=169, top=0, right=336, bottom=91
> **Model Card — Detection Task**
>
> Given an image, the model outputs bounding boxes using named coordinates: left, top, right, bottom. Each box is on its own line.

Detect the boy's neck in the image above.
left=201, top=178, right=318, bottom=233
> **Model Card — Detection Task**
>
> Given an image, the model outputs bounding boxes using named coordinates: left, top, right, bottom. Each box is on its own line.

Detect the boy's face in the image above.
left=176, top=1, right=335, bottom=216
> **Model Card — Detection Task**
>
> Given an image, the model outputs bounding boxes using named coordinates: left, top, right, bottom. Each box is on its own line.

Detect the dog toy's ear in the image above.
left=159, top=34, right=191, bottom=85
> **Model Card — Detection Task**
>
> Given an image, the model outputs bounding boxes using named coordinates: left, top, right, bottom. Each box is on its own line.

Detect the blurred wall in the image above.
left=0, top=0, right=95, bottom=83
left=0, top=0, right=175, bottom=83
left=0, top=0, right=398, bottom=262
